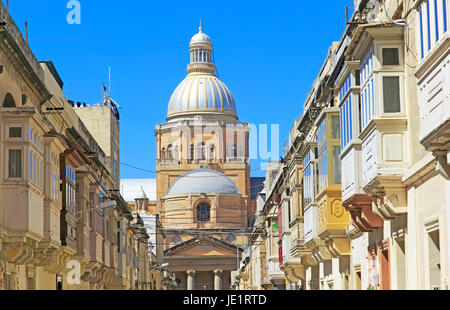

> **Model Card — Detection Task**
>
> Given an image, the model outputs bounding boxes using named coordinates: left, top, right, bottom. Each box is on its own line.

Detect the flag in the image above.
left=110, top=97, right=122, bottom=109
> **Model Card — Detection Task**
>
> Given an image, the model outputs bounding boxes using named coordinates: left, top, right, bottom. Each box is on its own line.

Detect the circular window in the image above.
left=172, top=235, right=181, bottom=244
left=226, top=234, right=236, bottom=243
left=197, top=202, right=211, bottom=222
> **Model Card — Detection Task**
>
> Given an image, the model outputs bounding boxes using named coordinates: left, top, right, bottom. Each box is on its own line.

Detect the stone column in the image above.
left=214, top=269, right=223, bottom=290
left=187, top=270, right=196, bottom=290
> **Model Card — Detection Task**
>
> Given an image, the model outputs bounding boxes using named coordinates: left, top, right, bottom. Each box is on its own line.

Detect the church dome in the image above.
left=167, top=74, right=236, bottom=119
left=167, top=26, right=238, bottom=122
left=166, top=169, right=240, bottom=196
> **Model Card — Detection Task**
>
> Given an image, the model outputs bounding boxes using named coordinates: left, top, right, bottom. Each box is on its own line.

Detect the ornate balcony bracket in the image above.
left=343, top=194, right=383, bottom=232
left=434, top=149, right=450, bottom=180
left=280, top=259, right=306, bottom=282
left=3, top=231, right=42, bottom=265
left=32, top=240, right=73, bottom=274
left=319, top=231, right=350, bottom=258
left=310, top=242, right=333, bottom=264
left=364, top=176, right=407, bottom=221
left=81, top=261, right=103, bottom=283
left=261, top=282, right=274, bottom=290
left=97, top=266, right=114, bottom=287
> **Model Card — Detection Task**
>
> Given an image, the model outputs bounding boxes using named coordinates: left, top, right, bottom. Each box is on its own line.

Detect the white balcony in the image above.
left=418, top=51, right=450, bottom=144
left=341, top=147, right=363, bottom=202
left=360, top=125, right=408, bottom=220
left=267, top=257, right=284, bottom=283
left=416, top=38, right=450, bottom=178
left=304, top=204, right=319, bottom=244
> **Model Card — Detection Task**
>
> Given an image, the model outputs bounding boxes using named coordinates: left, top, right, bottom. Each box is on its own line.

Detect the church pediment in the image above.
left=164, top=235, right=241, bottom=257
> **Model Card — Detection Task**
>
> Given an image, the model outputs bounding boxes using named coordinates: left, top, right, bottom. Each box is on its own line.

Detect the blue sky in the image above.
left=6, top=0, right=349, bottom=178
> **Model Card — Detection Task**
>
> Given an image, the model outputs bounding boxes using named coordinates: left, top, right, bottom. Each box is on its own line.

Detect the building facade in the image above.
left=0, top=2, right=152, bottom=290
left=152, top=26, right=267, bottom=290
left=235, top=0, right=450, bottom=290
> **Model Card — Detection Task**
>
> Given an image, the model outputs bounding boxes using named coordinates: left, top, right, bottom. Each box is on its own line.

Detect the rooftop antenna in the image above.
left=7, top=0, right=9, bottom=10
left=199, top=19, right=202, bottom=32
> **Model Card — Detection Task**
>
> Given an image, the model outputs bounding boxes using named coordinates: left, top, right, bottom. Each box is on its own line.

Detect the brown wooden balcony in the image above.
left=343, top=193, right=383, bottom=232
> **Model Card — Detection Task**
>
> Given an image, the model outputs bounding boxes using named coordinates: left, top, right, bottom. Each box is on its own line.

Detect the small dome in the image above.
left=166, top=169, right=240, bottom=196
left=136, top=186, right=147, bottom=199
left=190, top=26, right=211, bottom=44
left=190, top=32, right=211, bottom=44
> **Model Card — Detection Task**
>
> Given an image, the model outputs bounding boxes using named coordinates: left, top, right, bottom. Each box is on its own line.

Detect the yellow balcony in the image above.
left=317, top=187, right=351, bottom=257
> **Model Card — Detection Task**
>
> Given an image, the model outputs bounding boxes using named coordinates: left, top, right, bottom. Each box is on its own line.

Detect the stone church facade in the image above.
left=154, top=26, right=255, bottom=290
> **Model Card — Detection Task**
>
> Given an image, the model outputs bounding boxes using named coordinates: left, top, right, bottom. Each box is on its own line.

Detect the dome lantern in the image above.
left=136, top=186, right=148, bottom=200
left=188, top=25, right=215, bottom=74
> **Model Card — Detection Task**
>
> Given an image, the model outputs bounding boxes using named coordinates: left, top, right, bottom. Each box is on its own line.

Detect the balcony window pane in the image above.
left=382, top=48, right=399, bottom=66
left=444, top=0, right=448, bottom=33
left=435, top=0, right=440, bottom=42
left=333, top=146, right=341, bottom=185
left=383, top=77, right=401, bottom=113
left=9, top=149, right=22, bottom=178
left=303, top=165, right=313, bottom=207
left=331, top=115, right=340, bottom=139
left=420, top=8, right=425, bottom=59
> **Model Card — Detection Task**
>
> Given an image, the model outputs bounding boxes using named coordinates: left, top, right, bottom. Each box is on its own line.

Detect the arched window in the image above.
left=4, top=93, right=16, bottom=107
left=161, top=148, right=166, bottom=159
left=189, top=144, right=195, bottom=160
left=167, top=145, right=173, bottom=159
left=197, top=202, right=211, bottom=222
left=209, top=144, right=215, bottom=161
left=197, top=142, right=205, bottom=160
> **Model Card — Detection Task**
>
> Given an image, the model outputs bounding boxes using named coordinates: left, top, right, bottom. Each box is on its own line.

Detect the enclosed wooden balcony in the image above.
left=346, top=24, right=409, bottom=220
left=416, top=37, right=450, bottom=179
left=313, top=109, right=351, bottom=258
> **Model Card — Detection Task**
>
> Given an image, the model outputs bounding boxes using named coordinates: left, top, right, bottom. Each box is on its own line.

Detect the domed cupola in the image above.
left=167, top=25, right=238, bottom=122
